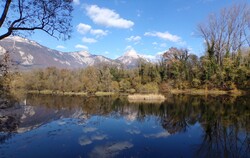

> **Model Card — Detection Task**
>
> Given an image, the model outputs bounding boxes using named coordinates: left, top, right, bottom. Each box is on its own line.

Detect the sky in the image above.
left=7, top=0, right=243, bottom=59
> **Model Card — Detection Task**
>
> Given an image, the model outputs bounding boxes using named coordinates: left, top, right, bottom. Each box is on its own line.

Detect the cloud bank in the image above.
left=145, top=31, right=181, bottom=43
left=85, top=5, right=134, bottom=29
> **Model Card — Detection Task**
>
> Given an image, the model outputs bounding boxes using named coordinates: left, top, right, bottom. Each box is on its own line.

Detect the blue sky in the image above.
left=20, top=0, right=240, bottom=58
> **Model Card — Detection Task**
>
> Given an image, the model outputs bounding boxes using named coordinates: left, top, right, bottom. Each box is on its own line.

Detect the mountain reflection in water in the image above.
left=0, top=94, right=249, bottom=158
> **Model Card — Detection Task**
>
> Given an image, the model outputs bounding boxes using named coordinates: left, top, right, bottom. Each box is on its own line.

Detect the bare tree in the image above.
left=0, top=0, right=73, bottom=40
left=197, top=3, right=250, bottom=65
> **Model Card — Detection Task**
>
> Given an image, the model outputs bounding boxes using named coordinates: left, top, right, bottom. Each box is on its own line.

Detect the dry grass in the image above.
left=169, top=88, right=245, bottom=96
left=128, top=94, right=166, bottom=103
left=28, top=90, right=87, bottom=96
left=95, top=92, right=115, bottom=96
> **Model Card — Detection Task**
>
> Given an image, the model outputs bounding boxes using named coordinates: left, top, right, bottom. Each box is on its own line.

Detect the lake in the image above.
left=0, top=94, right=249, bottom=158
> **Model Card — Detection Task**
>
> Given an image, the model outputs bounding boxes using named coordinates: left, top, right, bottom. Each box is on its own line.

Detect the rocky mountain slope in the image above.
left=0, top=36, right=157, bottom=70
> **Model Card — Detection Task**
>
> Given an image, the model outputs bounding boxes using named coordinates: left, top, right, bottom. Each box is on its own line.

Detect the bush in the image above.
left=111, top=81, right=119, bottom=92
left=138, top=82, right=159, bottom=93
left=174, top=80, right=190, bottom=89
left=159, top=81, right=174, bottom=93
left=192, top=78, right=201, bottom=88
left=226, top=81, right=237, bottom=90
left=119, top=79, right=131, bottom=92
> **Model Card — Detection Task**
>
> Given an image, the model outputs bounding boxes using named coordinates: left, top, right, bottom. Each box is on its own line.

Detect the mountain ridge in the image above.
left=0, top=36, right=158, bottom=70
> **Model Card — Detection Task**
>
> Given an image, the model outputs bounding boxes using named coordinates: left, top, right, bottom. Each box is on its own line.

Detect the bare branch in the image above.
left=197, top=3, right=250, bottom=62
left=0, top=0, right=73, bottom=40
left=0, top=0, right=12, bottom=27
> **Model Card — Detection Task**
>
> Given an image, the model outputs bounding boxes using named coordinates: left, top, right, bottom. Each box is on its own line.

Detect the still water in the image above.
left=0, top=94, right=249, bottom=158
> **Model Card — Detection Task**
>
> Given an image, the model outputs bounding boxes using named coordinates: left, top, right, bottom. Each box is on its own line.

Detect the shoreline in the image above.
left=27, top=90, right=115, bottom=96
left=168, top=88, right=245, bottom=95
left=19, top=88, right=247, bottom=97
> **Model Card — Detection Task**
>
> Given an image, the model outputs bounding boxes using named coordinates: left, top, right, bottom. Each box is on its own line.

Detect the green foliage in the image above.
left=111, top=81, right=119, bottom=92
left=138, top=82, right=159, bottom=93
left=161, top=46, right=250, bottom=90
left=2, top=2, right=250, bottom=95
left=119, top=79, right=131, bottom=92
left=82, top=67, right=99, bottom=94
left=8, top=46, right=250, bottom=95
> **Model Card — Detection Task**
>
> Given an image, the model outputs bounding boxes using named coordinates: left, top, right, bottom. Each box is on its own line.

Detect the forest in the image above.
left=8, top=45, right=250, bottom=95
left=1, top=3, right=250, bottom=96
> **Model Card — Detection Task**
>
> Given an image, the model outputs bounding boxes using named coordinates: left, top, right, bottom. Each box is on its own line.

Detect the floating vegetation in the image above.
left=128, top=94, right=166, bottom=103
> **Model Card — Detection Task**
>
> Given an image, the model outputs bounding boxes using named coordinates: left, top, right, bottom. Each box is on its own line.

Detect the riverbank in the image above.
left=24, top=88, right=247, bottom=97
left=28, top=90, right=88, bottom=96
left=169, top=88, right=245, bottom=95
left=28, top=90, right=115, bottom=96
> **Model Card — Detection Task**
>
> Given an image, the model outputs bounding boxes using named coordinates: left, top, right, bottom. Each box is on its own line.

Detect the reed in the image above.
left=169, top=88, right=245, bottom=95
left=28, top=90, right=87, bottom=96
left=128, top=94, right=166, bottom=103
left=95, top=92, right=115, bottom=96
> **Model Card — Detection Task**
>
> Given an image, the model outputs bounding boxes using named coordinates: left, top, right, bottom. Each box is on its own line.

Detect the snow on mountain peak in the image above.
left=8, top=36, right=29, bottom=43
left=124, top=49, right=139, bottom=58
left=0, top=46, right=6, bottom=55
left=78, top=50, right=91, bottom=57
left=7, top=36, right=42, bottom=48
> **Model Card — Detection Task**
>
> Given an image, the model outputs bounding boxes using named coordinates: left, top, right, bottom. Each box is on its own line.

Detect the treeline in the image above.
left=11, top=63, right=162, bottom=94
left=3, top=3, right=250, bottom=94
left=10, top=45, right=250, bottom=94
left=161, top=47, right=250, bottom=91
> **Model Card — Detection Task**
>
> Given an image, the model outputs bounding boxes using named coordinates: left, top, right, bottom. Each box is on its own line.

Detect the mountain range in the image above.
left=0, top=36, right=160, bottom=70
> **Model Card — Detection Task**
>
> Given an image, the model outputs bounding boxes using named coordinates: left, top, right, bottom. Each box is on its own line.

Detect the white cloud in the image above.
left=126, top=36, right=141, bottom=43
left=157, top=51, right=165, bottom=56
left=91, top=134, right=107, bottom=141
left=90, top=29, right=108, bottom=36
left=126, top=129, right=141, bottom=135
left=152, top=42, right=158, bottom=45
left=75, top=44, right=88, bottom=50
left=85, top=5, right=134, bottom=29
left=73, top=0, right=80, bottom=5
left=142, top=54, right=156, bottom=60
left=77, top=23, right=91, bottom=35
left=56, top=45, right=66, bottom=49
left=83, top=127, right=97, bottom=133
left=79, top=136, right=92, bottom=146
left=104, top=51, right=110, bottom=54
left=144, top=131, right=170, bottom=138
left=79, top=133, right=107, bottom=146
left=125, top=45, right=133, bottom=51
left=160, top=43, right=167, bottom=47
left=82, top=37, right=97, bottom=43
left=89, top=141, right=133, bottom=158
left=144, top=31, right=181, bottom=43
left=77, top=23, right=107, bottom=37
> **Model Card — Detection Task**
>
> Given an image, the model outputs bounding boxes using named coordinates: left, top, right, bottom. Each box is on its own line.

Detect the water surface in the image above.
left=0, top=94, right=249, bottom=158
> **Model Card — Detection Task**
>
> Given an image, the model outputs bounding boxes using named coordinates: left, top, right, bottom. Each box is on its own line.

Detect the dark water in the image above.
left=0, top=94, right=249, bottom=158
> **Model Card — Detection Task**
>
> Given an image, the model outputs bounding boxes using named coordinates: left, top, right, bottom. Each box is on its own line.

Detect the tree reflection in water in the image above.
left=0, top=93, right=249, bottom=157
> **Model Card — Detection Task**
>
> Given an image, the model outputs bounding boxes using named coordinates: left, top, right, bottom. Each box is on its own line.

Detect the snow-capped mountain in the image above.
left=116, top=49, right=158, bottom=68
left=0, top=36, right=160, bottom=70
left=0, top=36, right=119, bottom=70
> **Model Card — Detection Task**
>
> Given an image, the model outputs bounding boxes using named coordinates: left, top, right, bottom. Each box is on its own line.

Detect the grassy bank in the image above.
left=28, top=90, right=88, bottom=96
left=169, top=88, right=244, bottom=95
left=26, top=88, right=245, bottom=97
left=27, top=90, right=117, bottom=96
left=128, top=94, right=166, bottom=103
left=95, top=92, right=115, bottom=96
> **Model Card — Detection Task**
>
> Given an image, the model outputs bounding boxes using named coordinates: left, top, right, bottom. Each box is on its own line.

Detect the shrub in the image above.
left=192, top=78, right=201, bottom=88
left=138, top=82, right=159, bottom=93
